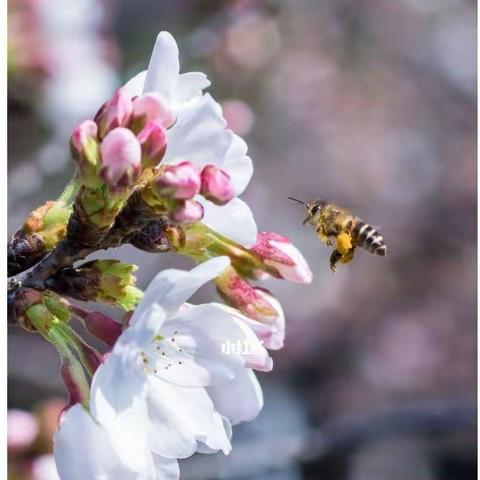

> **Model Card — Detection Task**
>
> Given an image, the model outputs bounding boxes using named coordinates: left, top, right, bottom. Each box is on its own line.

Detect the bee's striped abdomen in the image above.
left=353, top=221, right=387, bottom=256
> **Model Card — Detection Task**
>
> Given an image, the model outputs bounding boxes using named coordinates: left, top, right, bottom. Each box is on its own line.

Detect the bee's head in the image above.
left=303, top=199, right=326, bottom=225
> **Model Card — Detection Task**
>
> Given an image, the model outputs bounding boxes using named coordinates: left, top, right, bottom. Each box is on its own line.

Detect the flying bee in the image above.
left=289, top=197, right=387, bottom=272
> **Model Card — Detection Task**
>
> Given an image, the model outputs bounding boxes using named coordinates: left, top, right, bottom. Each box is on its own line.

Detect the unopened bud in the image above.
left=100, top=127, right=142, bottom=191
left=70, top=120, right=101, bottom=187
left=137, top=121, right=167, bottom=168
left=170, top=199, right=204, bottom=224
left=234, top=292, right=285, bottom=350
left=23, top=200, right=70, bottom=249
left=132, top=92, right=175, bottom=131
left=21, top=291, right=70, bottom=332
left=215, top=267, right=280, bottom=323
left=250, top=232, right=312, bottom=284
left=86, top=260, right=143, bottom=311
left=153, top=161, right=201, bottom=200
left=200, top=165, right=235, bottom=205
left=71, top=307, right=122, bottom=348
left=60, top=356, right=89, bottom=408
left=94, top=88, right=133, bottom=139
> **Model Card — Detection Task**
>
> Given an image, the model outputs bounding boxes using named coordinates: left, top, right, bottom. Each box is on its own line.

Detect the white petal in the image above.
left=222, top=134, right=253, bottom=196
left=195, top=413, right=232, bottom=455
left=143, top=32, right=180, bottom=100
left=90, top=355, right=144, bottom=419
left=211, top=302, right=285, bottom=350
left=207, top=369, right=264, bottom=425
left=240, top=315, right=285, bottom=351
left=156, top=304, right=270, bottom=387
left=135, top=257, right=230, bottom=316
left=176, top=72, right=211, bottom=102
left=146, top=378, right=228, bottom=458
left=54, top=405, right=155, bottom=480
left=152, top=455, right=179, bottom=480
left=200, top=197, right=258, bottom=248
left=123, top=71, right=147, bottom=98
left=164, top=95, right=230, bottom=167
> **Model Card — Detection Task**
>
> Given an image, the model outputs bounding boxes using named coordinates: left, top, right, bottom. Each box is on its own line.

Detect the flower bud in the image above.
left=8, top=410, right=39, bottom=451
left=94, top=88, right=133, bottom=139
left=153, top=161, right=201, bottom=200
left=17, top=291, right=71, bottom=332
left=70, top=120, right=101, bottom=187
left=8, top=200, right=71, bottom=276
left=100, top=127, right=142, bottom=191
left=60, top=356, right=89, bottom=408
left=132, top=92, right=175, bottom=131
left=23, top=201, right=71, bottom=248
left=170, top=200, right=204, bottom=224
left=236, top=291, right=285, bottom=350
left=200, top=165, right=235, bottom=205
left=90, top=260, right=143, bottom=311
left=215, top=267, right=280, bottom=323
left=71, top=307, right=122, bottom=348
left=137, top=121, right=167, bottom=168
left=250, top=232, right=312, bottom=284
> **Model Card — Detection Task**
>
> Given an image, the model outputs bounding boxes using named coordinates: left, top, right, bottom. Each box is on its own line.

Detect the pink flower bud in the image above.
left=250, top=232, right=313, bottom=284
left=100, top=127, right=142, bottom=190
left=94, top=88, right=133, bottom=139
left=70, top=120, right=98, bottom=154
left=235, top=290, right=285, bottom=350
left=72, top=307, right=122, bottom=348
left=216, top=268, right=280, bottom=323
left=132, top=92, right=175, bottom=129
left=170, top=200, right=204, bottom=224
left=69, top=121, right=100, bottom=184
left=200, top=165, right=235, bottom=205
left=154, top=161, right=201, bottom=199
left=137, top=121, right=167, bottom=168
left=7, top=410, right=39, bottom=451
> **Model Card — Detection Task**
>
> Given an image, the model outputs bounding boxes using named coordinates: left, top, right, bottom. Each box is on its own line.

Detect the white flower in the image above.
left=54, top=404, right=178, bottom=480
left=54, top=258, right=273, bottom=479
left=124, top=31, right=256, bottom=247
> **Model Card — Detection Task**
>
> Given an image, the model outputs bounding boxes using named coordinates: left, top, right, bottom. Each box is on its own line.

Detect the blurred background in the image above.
left=8, top=0, right=476, bottom=479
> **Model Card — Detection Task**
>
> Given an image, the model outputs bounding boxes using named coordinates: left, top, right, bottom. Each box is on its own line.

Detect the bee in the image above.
left=289, top=197, right=387, bottom=272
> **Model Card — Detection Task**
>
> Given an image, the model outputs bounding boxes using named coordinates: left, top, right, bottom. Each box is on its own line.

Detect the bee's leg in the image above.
left=335, top=232, right=353, bottom=255
left=316, top=226, right=331, bottom=246
left=329, top=250, right=342, bottom=272
left=340, top=246, right=356, bottom=264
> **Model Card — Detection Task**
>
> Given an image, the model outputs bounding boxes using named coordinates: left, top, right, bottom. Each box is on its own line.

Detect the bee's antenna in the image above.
left=288, top=196, right=305, bottom=205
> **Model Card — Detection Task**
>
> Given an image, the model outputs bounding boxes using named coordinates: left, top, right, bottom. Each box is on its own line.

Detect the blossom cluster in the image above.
left=8, top=32, right=312, bottom=480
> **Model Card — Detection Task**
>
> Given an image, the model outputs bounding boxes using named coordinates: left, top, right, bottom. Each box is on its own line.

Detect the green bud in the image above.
left=67, top=260, right=143, bottom=311
left=25, top=303, right=55, bottom=331
left=43, top=295, right=71, bottom=322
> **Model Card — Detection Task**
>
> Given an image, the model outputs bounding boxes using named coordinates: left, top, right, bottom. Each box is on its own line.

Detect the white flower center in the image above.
left=140, top=330, right=191, bottom=376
